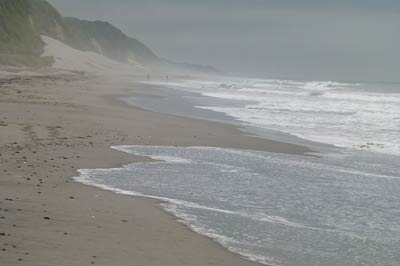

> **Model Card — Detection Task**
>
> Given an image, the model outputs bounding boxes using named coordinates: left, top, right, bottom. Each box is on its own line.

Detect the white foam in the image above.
left=301, top=81, right=353, bottom=91
left=149, top=155, right=192, bottom=164
left=76, top=165, right=312, bottom=229
left=73, top=145, right=400, bottom=266
left=172, top=77, right=400, bottom=156
left=74, top=168, right=287, bottom=266
left=163, top=203, right=283, bottom=266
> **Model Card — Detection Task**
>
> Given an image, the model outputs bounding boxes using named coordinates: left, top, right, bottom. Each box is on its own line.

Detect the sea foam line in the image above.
left=73, top=163, right=370, bottom=266
left=72, top=168, right=278, bottom=265
left=73, top=144, right=395, bottom=266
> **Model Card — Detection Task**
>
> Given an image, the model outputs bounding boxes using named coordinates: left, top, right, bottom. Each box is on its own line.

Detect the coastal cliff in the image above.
left=0, top=0, right=217, bottom=74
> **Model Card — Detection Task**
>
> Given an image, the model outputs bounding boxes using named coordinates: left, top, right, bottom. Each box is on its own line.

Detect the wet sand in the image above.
left=0, top=72, right=311, bottom=266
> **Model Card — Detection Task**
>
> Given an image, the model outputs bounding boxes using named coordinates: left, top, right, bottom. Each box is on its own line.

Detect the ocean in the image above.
left=145, top=78, right=400, bottom=155
left=75, top=77, right=400, bottom=266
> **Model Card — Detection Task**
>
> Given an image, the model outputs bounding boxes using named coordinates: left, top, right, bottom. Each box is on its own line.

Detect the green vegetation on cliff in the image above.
left=63, top=18, right=158, bottom=64
left=0, top=0, right=158, bottom=67
left=0, top=0, right=43, bottom=55
left=0, top=0, right=217, bottom=73
left=0, top=0, right=64, bottom=66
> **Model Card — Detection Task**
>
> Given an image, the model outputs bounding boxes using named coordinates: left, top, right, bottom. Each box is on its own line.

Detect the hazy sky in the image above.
left=49, top=0, right=400, bottom=82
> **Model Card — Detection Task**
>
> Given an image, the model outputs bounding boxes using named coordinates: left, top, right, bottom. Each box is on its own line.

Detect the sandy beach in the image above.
left=0, top=72, right=310, bottom=266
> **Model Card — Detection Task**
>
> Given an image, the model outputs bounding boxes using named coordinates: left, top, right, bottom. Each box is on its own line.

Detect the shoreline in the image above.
left=104, top=88, right=314, bottom=156
left=0, top=72, right=311, bottom=265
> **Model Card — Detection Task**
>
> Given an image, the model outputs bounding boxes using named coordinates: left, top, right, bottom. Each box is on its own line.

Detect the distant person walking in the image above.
left=146, top=74, right=150, bottom=80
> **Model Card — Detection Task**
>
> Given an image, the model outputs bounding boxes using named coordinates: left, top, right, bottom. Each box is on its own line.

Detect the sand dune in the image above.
left=41, top=36, right=145, bottom=74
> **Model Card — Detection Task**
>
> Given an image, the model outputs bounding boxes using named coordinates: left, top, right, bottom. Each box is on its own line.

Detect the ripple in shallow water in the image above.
left=75, top=145, right=400, bottom=266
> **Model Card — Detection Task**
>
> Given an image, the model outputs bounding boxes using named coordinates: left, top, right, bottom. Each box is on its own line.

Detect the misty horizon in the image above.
left=48, top=0, right=400, bottom=82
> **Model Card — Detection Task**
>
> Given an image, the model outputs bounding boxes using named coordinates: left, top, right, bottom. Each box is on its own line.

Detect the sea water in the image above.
left=144, top=78, right=400, bottom=155
left=75, top=145, right=400, bottom=266
left=76, top=77, right=400, bottom=265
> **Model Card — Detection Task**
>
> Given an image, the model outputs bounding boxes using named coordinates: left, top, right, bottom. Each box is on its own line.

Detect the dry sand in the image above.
left=0, top=72, right=311, bottom=266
